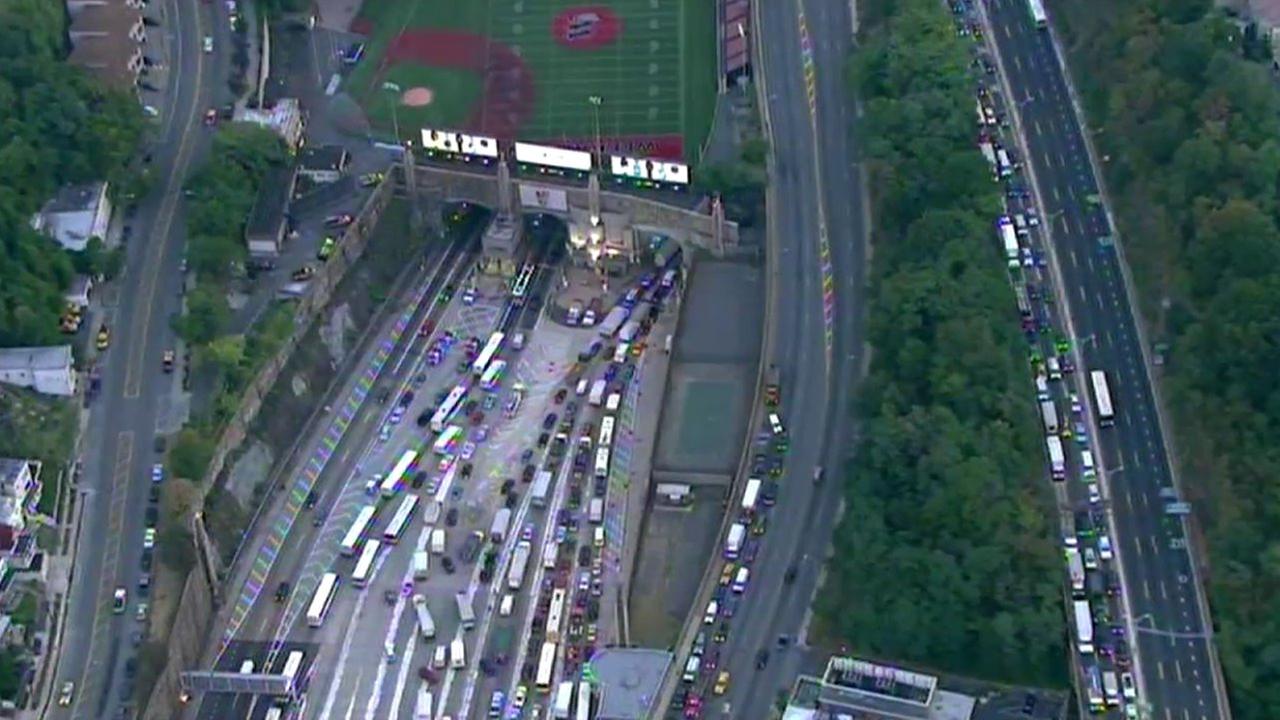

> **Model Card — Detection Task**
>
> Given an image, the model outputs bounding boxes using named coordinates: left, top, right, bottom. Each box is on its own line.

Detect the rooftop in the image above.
left=591, top=648, right=671, bottom=719
left=782, top=657, right=975, bottom=720
left=0, top=346, right=74, bottom=372
left=245, top=166, right=297, bottom=239
left=298, top=145, right=349, bottom=172
left=0, top=460, right=28, bottom=488
left=43, top=183, right=108, bottom=215
left=67, top=2, right=144, bottom=89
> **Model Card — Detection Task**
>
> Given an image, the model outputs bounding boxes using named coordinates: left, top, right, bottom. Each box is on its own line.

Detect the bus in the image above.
left=479, top=359, right=507, bottom=391
left=264, top=709, right=283, bottom=720
left=430, top=384, right=469, bottom=432
left=471, top=331, right=505, bottom=376
left=280, top=650, right=304, bottom=690
left=432, top=425, right=464, bottom=456
left=546, top=588, right=567, bottom=642
left=340, top=505, right=377, bottom=556
left=380, top=450, right=418, bottom=497
left=383, top=494, right=420, bottom=544
left=593, top=447, right=610, bottom=480
left=1027, top=0, right=1047, bottom=27
left=306, top=572, right=340, bottom=627
left=597, top=416, right=616, bottom=448
left=352, top=539, right=381, bottom=587
left=511, top=263, right=536, bottom=300
left=1090, top=370, right=1114, bottom=426
left=576, top=680, right=592, bottom=720
left=535, top=640, right=557, bottom=691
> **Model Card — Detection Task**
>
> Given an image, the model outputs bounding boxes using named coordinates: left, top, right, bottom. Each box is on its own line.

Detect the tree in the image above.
left=168, top=427, right=217, bottom=481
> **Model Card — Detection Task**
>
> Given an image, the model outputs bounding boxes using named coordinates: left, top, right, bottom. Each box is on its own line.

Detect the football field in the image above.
left=346, top=0, right=717, bottom=161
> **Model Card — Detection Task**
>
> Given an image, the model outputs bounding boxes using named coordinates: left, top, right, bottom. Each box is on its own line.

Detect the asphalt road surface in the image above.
left=708, top=0, right=866, bottom=716
left=53, top=0, right=222, bottom=717
left=983, top=1, right=1227, bottom=717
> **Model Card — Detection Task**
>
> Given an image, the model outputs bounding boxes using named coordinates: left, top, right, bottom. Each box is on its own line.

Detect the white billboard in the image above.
left=610, top=155, right=649, bottom=179
left=608, top=155, right=690, bottom=185
left=515, top=142, right=592, bottom=172
left=518, top=184, right=570, bottom=213
left=420, top=129, right=460, bottom=153
left=460, top=133, right=499, bottom=158
left=651, top=160, right=690, bottom=184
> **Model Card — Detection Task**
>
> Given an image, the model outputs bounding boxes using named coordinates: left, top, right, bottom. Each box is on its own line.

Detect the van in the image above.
left=1047, top=356, right=1062, bottom=380
left=413, top=550, right=430, bottom=581
left=732, top=567, right=750, bottom=593
left=499, top=594, right=515, bottom=617
left=239, top=660, right=255, bottom=674
left=593, top=526, right=605, bottom=548
left=511, top=332, right=526, bottom=351
left=566, top=303, right=582, bottom=325
left=433, top=644, right=448, bottom=669
left=682, top=655, right=701, bottom=682
left=1080, top=450, right=1096, bottom=479
left=431, top=528, right=446, bottom=555
left=605, top=392, right=622, bottom=412
left=613, top=343, right=629, bottom=363
left=1035, top=374, right=1049, bottom=401
left=575, top=378, right=589, bottom=396
left=1013, top=213, right=1028, bottom=235
left=450, top=637, right=466, bottom=669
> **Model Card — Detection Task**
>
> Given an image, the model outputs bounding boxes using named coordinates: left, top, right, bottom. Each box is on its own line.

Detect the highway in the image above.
left=697, top=0, right=866, bottom=715
left=53, top=0, right=222, bottom=717
left=983, top=0, right=1228, bottom=717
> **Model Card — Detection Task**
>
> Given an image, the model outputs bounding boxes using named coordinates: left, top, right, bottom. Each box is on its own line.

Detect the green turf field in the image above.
left=347, top=0, right=717, bottom=161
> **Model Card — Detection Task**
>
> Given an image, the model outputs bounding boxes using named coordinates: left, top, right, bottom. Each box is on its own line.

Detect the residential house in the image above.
left=66, top=0, right=147, bottom=91
left=0, top=347, right=78, bottom=397
left=30, top=182, right=113, bottom=252
left=235, top=98, right=306, bottom=150
left=298, top=145, right=349, bottom=183
left=0, top=460, right=41, bottom=597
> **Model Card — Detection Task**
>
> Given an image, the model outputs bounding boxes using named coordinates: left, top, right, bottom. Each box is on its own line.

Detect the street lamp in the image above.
left=382, top=81, right=402, bottom=143
left=588, top=95, right=603, bottom=162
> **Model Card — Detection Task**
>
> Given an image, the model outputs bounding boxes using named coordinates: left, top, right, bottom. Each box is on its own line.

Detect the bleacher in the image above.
left=721, top=0, right=751, bottom=86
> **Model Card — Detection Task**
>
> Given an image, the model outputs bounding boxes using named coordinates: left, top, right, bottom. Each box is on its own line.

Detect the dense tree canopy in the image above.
left=1053, top=0, right=1280, bottom=714
left=0, top=0, right=142, bottom=347
left=818, top=0, right=1064, bottom=685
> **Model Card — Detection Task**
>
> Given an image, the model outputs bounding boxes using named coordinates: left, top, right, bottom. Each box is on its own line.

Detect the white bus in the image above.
left=1027, top=0, right=1047, bottom=27
left=535, top=640, right=557, bottom=691
left=383, top=494, right=420, bottom=544
left=432, top=425, right=464, bottom=456
left=531, top=470, right=553, bottom=508
left=340, top=505, right=377, bottom=556
left=430, top=384, right=469, bottom=432
left=1090, top=370, right=1114, bottom=426
left=576, top=680, right=592, bottom=720
left=546, top=588, right=567, bottom=642
left=381, top=450, right=418, bottom=497
left=593, top=447, right=610, bottom=479
left=740, top=478, right=762, bottom=514
left=352, top=539, right=381, bottom=587
left=479, top=359, right=507, bottom=391
left=471, top=331, right=506, bottom=376
left=280, top=650, right=304, bottom=690
left=597, top=416, right=616, bottom=448
left=306, top=572, right=340, bottom=627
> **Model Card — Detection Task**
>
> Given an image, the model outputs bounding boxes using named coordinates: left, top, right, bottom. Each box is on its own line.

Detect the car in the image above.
left=542, top=413, right=557, bottom=431
left=202, top=35, right=213, bottom=52
left=446, top=508, right=458, bottom=526
left=1083, top=547, right=1099, bottom=570
left=360, top=172, right=385, bottom=187
left=143, top=527, right=156, bottom=549
left=379, top=424, right=392, bottom=443
left=1087, top=482, right=1101, bottom=505
left=317, top=236, right=337, bottom=261
left=291, top=265, right=315, bottom=281
left=703, top=601, right=718, bottom=624
left=58, top=681, right=74, bottom=706
left=554, top=388, right=567, bottom=405
left=275, top=581, right=290, bottom=602
left=324, top=213, right=355, bottom=228
left=135, top=602, right=149, bottom=622
left=1098, top=535, right=1113, bottom=560
left=462, top=287, right=477, bottom=305
left=389, top=406, right=405, bottom=424
left=113, top=587, right=127, bottom=613
left=475, top=425, right=490, bottom=443
left=1020, top=693, right=1037, bottom=715
left=461, top=442, right=477, bottom=461
left=442, top=556, right=456, bottom=573
left=755, top=649, right=769, bottom=670
left=96, top=324, right=111, bottom=350
left=161, top=349, right=176, bottom=373
left=1069, top=392, right=1083, bottom=414
left=713, top=670, right=730, bottom=695
left=151, top=463, right=164, bottom=482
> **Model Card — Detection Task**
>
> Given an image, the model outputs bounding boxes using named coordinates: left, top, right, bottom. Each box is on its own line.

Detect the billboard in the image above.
left=518, top=185, right=570, bottom=213
left=460, top=133, right=499, bottom=158
left=515, top=142, right=593, bottom=172
left=420, top=129, right=460, bottom=153
left=608, top=155, right=690, bottom=185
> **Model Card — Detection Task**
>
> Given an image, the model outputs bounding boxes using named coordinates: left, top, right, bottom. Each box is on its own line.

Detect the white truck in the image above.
left=455, top=591, right=475, bottom=630
left=449, top=636, right=466, bottom=668
left=1066, top=548, right=1085, bottom=597
left=1040, top=400, right=1059, bottom=434
left=507, top=540, right=532, bottom=590
left=588, top=497, right=604, bottom=524
left=725, top=522, right=746, bottom=559
left=553, top=680, right=575, bottom=719
left=531, top=470, right=553, bottom=507
left=588, top=379, right=607, bottom=407
left=1046, top=435, right=1066, bottom=480
left=430, top=528, right=446, bottom=555
left=413, top=550, right=430, bottom=581
left=422, top=499, right=442, bottom=526
left=1073, top=599, right=1094, bottom=654
left=412, top=594, right=436, bottom=639
left=542, top=539, right=559, bottom=569
left=415, top=683, right=434, bottom=720
left=489, top=507, right=512, bottom=543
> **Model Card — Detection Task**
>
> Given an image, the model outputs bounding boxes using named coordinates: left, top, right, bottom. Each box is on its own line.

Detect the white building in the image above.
left=298, top=145, right=349, bottom=183
left=235, top=98, right=306, bottom=149
left=31, top=182, right=113, bottom=252
left=0, top=346, right=78, bottom=397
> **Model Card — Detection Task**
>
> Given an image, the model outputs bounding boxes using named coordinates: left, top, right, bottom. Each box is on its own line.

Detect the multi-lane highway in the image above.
left=53, top=0, right=223, bottom=717
left=982, top=0, right=1229, bottom=717
left=674, top=0, right=867, bottom=715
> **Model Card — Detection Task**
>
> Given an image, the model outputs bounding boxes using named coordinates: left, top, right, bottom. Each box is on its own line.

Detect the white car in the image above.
left=203, top=36, right=213, bottom=53
left=703, top=600, right=718, bottom=624
left=389, top=406, right=405, bottom=424
left=58, top=681, right=74, bottom=706
left=460, top=442, right=477, bottom=461
left=1098, top=535, right=1113, bottom=561
left=1083, top=547, right=1099, bottom=570
left=1120, top=672, right=1136, bottom=700
left=462, top=287, right=476, bottom=305
left=143, top=527, right=156, bottom=549
left=1069, top=392, right=1082, bottom=414
left=378, top=424, right=392, bottom=443
left=151, top=464, right=164, bottom=482
left=512, top=684, right=528, bottom=708
left=1087, top=482, right=1101, bottom=505
left=113, top=588, right=127, bottom=613
left=365, top=473, right=382, bottom=495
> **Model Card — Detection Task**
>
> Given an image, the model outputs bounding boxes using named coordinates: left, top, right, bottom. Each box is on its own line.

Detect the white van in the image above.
left=1047, top=356, right=1062, bottom=380
left=413, top=550, right=430, bottom=581
left=430, top=528, right=446, bottom=555
left=567, top=303, right=582, bottom=325
left=593, top=526, right=605, bottom=548
left=1080, top=450, right=1096, bottom=479
left=511, top=332, right=526, bottom=351
left=575, top=378, right=589, bottom=396
left=613, top=343, right=629, bottom=363
left=499, top=593, right=515, bottom=617
left=449, top=637, right=466, bottom=669
left=732, top=566, right=750, bottom=593
left=681, top=655, right=701, bottom=682
left=605, top=392, right=622, bottom=412
left=432, top=644, right=447, bottom=669
left=239, top=660, right=255, bottom=674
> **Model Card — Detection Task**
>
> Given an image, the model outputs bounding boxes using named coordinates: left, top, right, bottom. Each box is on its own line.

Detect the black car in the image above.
left=537, top=432, right=550, bottom=448
left=542, top=413, right=557, bottom=431
left=416, top=410, right=432, bottom=427
left=461, top=463, right=474, bottom=479
left=145, top=506, right=158, bottom=525
left=411, top=471, right=428, bottom=489
left=755, top=649, right=769, bottom=670
left=275, top=582, right=290, bottom=602
left=500, top=479, right=515, bottom=495
left=148, top=485, right=160, bottom=503
left=124, top=658, right=138, bottom=679
left=399, top=391, right=414, bottom=407
left=442, top=556, right=456, bottom=574
left=304, top=490, right=318, bottom=509
left=522, top=464, right=536, bottom=482
left=504, top=492, right=518, bottom=509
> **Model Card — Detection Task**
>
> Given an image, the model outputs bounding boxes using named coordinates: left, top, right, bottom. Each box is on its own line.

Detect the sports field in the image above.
left=346, top=0, right=717, bottom=161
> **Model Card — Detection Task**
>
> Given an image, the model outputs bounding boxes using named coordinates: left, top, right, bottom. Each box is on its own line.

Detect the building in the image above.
left=66, top=0, right=147, bottom=91
left=591, top=648, right=671, bottom=719
left=245, top=166, right=298, bottom=257
left=297, top=145, right=349, bottom=183
left=65, top=275, right=94, bottom=310
left=782, top=657, right=976, bottom=720
left=0, top=347, right=77, bottom=397
left=0, top=459, right=42, bottom=601
left=30, top=182, right=113, bottom=252
left=235, top=98, right=306, bottom=149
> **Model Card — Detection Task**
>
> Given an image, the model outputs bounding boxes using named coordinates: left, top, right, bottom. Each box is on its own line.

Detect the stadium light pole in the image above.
left=382, top=81, right=402, bottom=143
left=588, top=94, right=603, bottom=163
